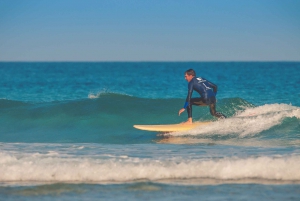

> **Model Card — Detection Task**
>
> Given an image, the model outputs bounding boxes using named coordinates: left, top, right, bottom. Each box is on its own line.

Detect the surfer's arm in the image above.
left=206, top=80, right=218, bottom=95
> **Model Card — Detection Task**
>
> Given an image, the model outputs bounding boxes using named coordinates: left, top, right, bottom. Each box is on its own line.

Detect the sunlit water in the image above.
left=0, top=62, right=299, bottom=200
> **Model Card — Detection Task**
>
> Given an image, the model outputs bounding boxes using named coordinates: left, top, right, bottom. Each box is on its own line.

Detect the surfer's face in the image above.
left=184, top=73, right=194, bottom=82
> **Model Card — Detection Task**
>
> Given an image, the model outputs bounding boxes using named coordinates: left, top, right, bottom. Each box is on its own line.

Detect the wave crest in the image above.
left=174, top=104, right=300, bottom=137
left=1, top=151, right=299, bottom=183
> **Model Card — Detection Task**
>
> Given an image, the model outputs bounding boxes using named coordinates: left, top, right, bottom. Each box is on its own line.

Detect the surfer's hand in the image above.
left=178, top=108, right=185, bottom=116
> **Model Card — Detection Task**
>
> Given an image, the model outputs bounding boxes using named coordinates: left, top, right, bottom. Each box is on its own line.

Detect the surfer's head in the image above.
left=185, top=69, right=196, bottom=82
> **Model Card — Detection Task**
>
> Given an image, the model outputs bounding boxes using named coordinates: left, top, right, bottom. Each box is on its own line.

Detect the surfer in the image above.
left=178, top=69, right=226, bottom=124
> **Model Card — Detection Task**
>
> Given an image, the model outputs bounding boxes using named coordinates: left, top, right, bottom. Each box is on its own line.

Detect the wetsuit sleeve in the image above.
left=206, top=80, right=218, bottom=95
left=183, top=81, right=193, bottom=109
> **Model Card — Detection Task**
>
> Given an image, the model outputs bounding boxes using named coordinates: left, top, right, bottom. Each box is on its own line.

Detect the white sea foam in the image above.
left=88, top=89, right=109, bottom=99
left=0, top=152, right=300, bottom=183
left=173, top=104, right=300, bottom=137
left=88, top=91, right=132, bottom=99
left=88, top=92, right=104, bottom=99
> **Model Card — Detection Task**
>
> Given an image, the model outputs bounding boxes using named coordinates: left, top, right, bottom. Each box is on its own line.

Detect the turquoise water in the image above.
left=0, top=62, right=300, bottom=200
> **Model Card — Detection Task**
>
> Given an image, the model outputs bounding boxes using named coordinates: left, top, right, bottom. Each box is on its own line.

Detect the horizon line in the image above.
left=1, top=60, right=300, bottom=63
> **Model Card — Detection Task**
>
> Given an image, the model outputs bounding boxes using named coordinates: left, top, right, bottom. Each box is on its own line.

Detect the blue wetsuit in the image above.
left=183, top=77, right=226, bottom=119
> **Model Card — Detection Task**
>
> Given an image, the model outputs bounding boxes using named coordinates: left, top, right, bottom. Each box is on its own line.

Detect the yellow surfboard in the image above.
left=133, top=122, right=211, bottom=132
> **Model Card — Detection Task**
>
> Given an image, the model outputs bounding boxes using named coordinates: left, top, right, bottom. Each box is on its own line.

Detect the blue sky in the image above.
left=0, top=0, right=299, bottom=61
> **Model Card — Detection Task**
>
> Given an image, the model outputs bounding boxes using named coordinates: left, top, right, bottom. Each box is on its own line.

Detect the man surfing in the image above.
left=178, top=69, right=226, bottom=124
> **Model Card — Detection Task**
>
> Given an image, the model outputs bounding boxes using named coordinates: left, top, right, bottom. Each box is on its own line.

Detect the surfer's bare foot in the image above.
left=181, top=118, right=193, bottom=124
left=181, top=121, right=193, bottom=125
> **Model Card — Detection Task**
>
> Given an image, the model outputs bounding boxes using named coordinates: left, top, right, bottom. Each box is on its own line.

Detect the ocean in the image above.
left=0, top=62, right=299, bottom=200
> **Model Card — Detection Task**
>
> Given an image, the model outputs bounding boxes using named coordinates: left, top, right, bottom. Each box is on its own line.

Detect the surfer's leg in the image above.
left=187, top=98, right=206, bottom=118
left=206, top=97, right=226, bottom=119
left=186, top=103, right=193, bottom=118
left=209, top=102, right=226, bottom=119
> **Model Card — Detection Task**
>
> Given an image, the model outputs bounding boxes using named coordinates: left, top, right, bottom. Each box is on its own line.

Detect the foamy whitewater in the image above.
left=175, top=104, right=300, bottom=137
left=0, top=62, right=299, bottom=201
left=1, top=144, right=300, bottom=182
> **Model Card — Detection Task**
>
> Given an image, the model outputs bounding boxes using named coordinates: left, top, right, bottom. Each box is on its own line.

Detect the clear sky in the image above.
left=0, top=0, right=299, bottom=61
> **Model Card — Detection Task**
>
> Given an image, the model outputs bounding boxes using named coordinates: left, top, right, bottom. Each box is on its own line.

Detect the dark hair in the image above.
left=185, top=69, right=196, bottom=76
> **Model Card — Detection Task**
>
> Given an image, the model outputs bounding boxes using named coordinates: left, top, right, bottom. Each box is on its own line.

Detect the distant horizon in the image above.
left=1, top=60, right=300, bottom=63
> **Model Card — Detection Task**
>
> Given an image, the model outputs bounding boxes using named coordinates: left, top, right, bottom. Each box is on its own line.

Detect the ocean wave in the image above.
left=0, top=151, right=299, bottom=183
left=0, top=94, right=253, bottom=120
left=0, top=99, right=30, bottom=109
left=173, top=103, right=300, bottom=138
left=0, top=96, right=298, bottom=143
